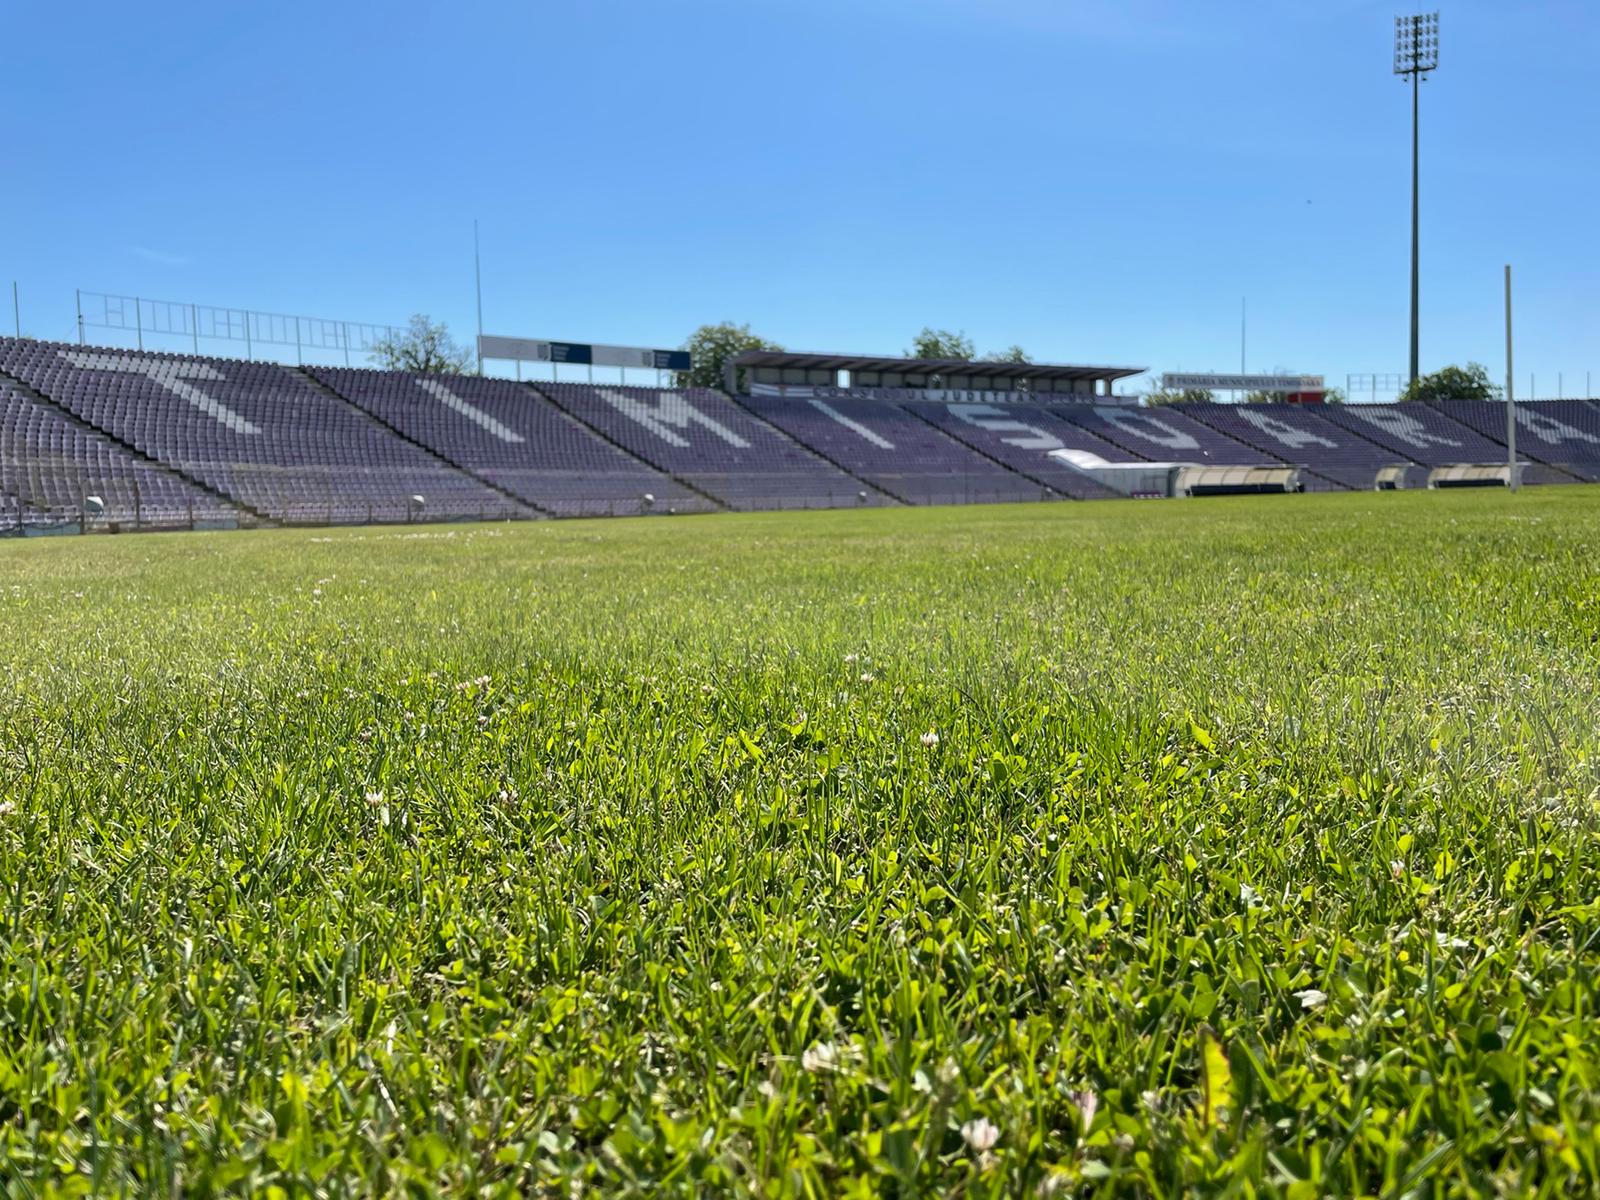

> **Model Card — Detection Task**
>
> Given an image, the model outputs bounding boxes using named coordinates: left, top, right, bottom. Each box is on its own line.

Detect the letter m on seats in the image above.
left=597, top=389, right=749, bottom=448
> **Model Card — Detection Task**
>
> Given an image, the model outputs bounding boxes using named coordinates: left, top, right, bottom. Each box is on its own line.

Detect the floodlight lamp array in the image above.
left=1393, top=12, right=1440, bottom=76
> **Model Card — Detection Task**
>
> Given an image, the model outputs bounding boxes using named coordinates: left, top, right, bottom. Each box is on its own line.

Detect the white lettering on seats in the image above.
left=1516, top=408, right=1600, bottom=446
left=59, top=350, right=262, bottom=435
left=1093, top=407, right=1200, bottom=451
left=597, top=389, right=749, bottom=449
left=1344, top=407, right=1462, bottom=448
left=415, top=378, right=525, bottom=443
left=1234, top=408, right=1336, bottom=449
left=948, top=404, right=1060, bottom=450
left=810, top=399, right=894, bottom=449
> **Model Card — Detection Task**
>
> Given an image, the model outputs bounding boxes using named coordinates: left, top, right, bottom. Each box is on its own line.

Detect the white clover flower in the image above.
left=1294, top=988, right=1329, bottom=1009
left=961, top=1117, right=999, bottom=1153
left=756, top=1080, right=777, bottom=1099
left=801, top=1042, right=840, bottom=1073
left=920, top=730, right=940, bottom=747
left=937, top=1057, right=961, bottom=1086
left=1071, top=1088, right=1099, bottom=1128
left=843, top=653, right=858, bottom=664
left=859, top=672, right=876, bottom=684
left=0, top=800, right=15, bottom=818
left=365, top=790, right=384, bottom=807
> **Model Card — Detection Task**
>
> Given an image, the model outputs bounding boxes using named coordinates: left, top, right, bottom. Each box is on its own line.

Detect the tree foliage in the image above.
left=983, top=345, right=1031, bottom=364
left=368, top=314, right=473, bottom=375
left=678, top=322, right=783, bottom=390
left=1144, top=386, right=1215, bottom=406
left=906, top=328, right=976, bottom=361
left=1398, top=362, right=1500, bottom=403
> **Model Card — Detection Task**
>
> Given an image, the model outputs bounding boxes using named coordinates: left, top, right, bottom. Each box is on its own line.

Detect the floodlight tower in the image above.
left=1395, top=13, right=1439, bottom=391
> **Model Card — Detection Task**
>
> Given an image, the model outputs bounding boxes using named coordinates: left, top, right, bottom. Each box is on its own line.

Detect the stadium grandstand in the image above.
left=1, top=334, right=1596, bottom=533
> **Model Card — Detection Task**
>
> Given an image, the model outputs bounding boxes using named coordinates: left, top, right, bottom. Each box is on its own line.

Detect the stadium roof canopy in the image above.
left=730, top=350, right=1146, bottom=386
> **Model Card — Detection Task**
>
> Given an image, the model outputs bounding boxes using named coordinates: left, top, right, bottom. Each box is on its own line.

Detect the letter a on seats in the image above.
left=1234, top=408, right=1336, bottom=449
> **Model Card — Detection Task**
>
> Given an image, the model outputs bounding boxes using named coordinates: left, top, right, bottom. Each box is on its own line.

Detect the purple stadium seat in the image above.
left=311, top=368, right=713, bottom=515
left=0, top=379, right=235, bottom=529
left=897, top=400, right=1125, bottom=499
left=1321, top=401, right=1577, bottom=483
left=540, top=383, right=892, bottom=510
left=1052, top=405, right=1282, bottom=466
left=740, top=392, right=1049, bottom=505
left=1178, top=403, right=1424, bottom=490
left=0, top=338, right=528, bottom=524
left=1430, top=400, right=1600, bottom=482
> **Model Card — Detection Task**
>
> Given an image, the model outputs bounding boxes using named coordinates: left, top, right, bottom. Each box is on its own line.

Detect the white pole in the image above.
left=473, top=218, right=484, bottom=376
left=1505, top=264, right=1516, bottom=492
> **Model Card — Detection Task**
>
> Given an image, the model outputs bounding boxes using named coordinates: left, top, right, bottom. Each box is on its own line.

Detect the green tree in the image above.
left=984, top=345, right=1031, bottom=364
left=1397, top=362, right=1500, bottom=403
left=906, top=328, right=976, bottom=361
left=1144, top=386, right=1215, bottom=406
left=369, top=314, right=473, bottom=375
left=678, top=322, right=783, bottom=390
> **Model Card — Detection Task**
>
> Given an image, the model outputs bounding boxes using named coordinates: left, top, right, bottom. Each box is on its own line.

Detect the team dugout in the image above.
left=729, top=350, right=1146, bottom=399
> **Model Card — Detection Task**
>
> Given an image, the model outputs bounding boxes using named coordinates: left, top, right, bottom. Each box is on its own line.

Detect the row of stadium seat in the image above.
left=3, top=336, right=1599, bottom=530
left=0, top=340, right=527, bottom=524
left=0, top=378, right=235, bottom=528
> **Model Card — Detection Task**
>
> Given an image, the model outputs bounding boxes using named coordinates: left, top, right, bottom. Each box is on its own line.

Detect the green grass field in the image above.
left=3, top=489, right=1599, bottom=1197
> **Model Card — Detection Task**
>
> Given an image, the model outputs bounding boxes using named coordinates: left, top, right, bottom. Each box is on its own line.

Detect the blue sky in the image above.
left=3, top=0, right=1595, bottom=397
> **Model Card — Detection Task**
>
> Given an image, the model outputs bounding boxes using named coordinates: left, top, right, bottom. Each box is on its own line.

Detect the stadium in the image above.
left=6, top=334, right=1600, bottom=533
left=4, top=2, right=1599, bottom=1197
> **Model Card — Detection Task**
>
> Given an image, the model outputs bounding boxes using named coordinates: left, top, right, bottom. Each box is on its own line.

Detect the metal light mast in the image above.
left=1394, top=13, right=1439, bottom=392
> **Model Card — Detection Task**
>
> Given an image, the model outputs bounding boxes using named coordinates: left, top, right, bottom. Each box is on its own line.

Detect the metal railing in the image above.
left=73, top=290, right=405, bottom=365
left=0, top=460, right=1082, bottom=536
